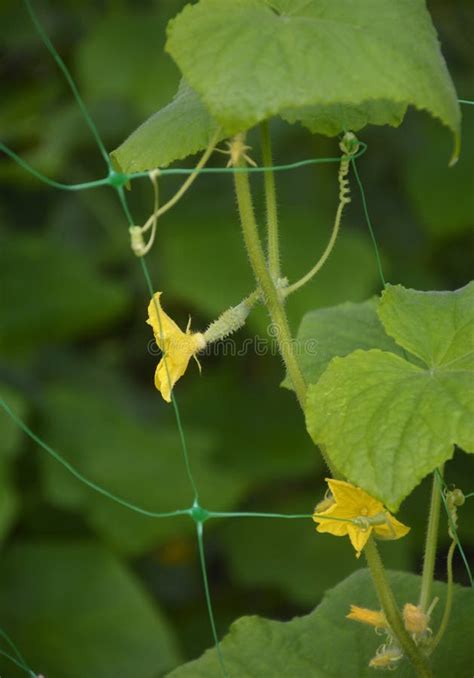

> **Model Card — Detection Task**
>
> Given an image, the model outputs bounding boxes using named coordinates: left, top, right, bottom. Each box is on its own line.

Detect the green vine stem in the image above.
left=233, top=161, right=339, bottom=483
left=364, top=539, right=434, bottom=678
left=260, top=120, right=281, bottom=279
left=234, top=133, right=433, bottom=677
left=430, top=539, right=455, bottom=653
left=233, top=155, right=307, bottom=408
left=419, top=468, right=443, bottom=612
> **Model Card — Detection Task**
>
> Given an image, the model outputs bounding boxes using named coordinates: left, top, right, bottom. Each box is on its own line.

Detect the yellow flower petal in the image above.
left=326, top=478, right=384, bottom=516
left=147, top=292, right=205, bottom=402
left=374, top=513, right=410, bottom=541
left=347, top=605, right=388, bottom=629
left=147, top=292, right=183, bottom=350
left=347, top=523, right=373, bottom=558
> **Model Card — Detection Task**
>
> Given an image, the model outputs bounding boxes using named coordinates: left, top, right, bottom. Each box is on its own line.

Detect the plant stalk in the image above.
left=430, top=539, right=455, bottom=653
left=233, top=161, right=307, bottom=408
left=235, top=131, right=432, bottom=678
left=260, top=120, right=280, bottom=279
left=419, top=468, right=444, bottom=612
left=365, top=539, right=433, bottom=677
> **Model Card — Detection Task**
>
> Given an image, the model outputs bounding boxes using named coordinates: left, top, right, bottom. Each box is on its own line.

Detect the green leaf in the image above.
left=38, top=382, right=252, bottom=554
left=0, top=235, right=130, bottom=355
left=166, top=0, right=460, bottom=160
left=305, top=283, right=474, bottom=509
left=167, top=569, right=474, bottom=677
left=378, top=283, right=474, bottom=370
left=111, top=81, right=225, bottom=172
left=283, top=299, right=404, bottom=389
left=282, top=99, right=406, bottom=137
left=0, top=541, right=180, bottom=678
left=404, top=116, right=474, bottom=239
left=76, top=12, right=180, bottom=116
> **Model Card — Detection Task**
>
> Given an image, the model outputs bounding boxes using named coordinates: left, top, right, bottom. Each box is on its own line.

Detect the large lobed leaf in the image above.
left=305, top=283, right=474, bottom=509
left=166, top=0, right=460, bottom=160
left=0, top=541, right=180, bottom=678
left=167, top=569, right=474, bottom=677
left=282, top=298, right=405, bottom=389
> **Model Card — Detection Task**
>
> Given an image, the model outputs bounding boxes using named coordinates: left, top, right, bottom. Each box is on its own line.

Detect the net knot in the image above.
left=190, top=504, right=210, bottom=524
left=107, top=170, right=129, bottom=188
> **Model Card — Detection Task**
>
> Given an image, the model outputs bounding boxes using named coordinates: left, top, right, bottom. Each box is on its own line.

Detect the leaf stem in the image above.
left=364, top=539, right=433, bottom=677
left=419, top=468, right=443, bottom=612
left=260, top=120, right=281, bottom=279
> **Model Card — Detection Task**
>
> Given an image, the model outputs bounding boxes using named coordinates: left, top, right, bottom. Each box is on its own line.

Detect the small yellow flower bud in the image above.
left=369, top=645, right=403, bottom=669
left=403, top=603, right=429, bottom=635
left=346, top=605, right=388, bottom=629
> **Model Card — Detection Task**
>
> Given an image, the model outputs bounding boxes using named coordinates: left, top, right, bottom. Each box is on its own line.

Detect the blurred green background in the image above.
left=1, top=1, right=473, bottom=676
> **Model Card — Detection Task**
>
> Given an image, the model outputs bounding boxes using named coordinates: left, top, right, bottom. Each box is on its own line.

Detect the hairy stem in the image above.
left=419, top=468, right=443, bottom=612
left=365, top=539, right=433, bottom=677
left=260, top=120, right=280, bottom=279
left=236, top=131, right=432, bottom=677
left=233, top=162, right=307, bottom=407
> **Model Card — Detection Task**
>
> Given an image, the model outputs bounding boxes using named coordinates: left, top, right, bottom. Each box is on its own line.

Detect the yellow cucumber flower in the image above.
left=147, top=292, right=206, bottom=402
left=346, top=605, right=388, bottom=629
left=313, top=478, right=410, bottom=558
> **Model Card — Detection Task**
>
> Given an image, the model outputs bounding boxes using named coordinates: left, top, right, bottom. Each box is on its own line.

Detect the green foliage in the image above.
left=0, top=541, right=181, bottom=678
left=166, top=0, right=460, bottom=158
left=220, top=489, right=412, bottom=607
left=283, top=298, right=404, bottom=389
left=76, top=11, right=180, bottom=116
left=167, top=569, right=474, bottom=677
left=0, top=234, right=130, bottom=354
left=404, top=115, right=474, bottom=239
left=1, top=1, right=473, bottom=674
left=178, top=372, right=318, bottom=483
left=39, top=383, right=252, bottom=554
left=111, top=81, right=225, bottom=172
left=157, top=208, right=378, bottom=335
left=0, top=387, right=26, bottom=542
left=0, top=387, right=27, bottom=461
left=305, top=283, right=474, bottom=509
left=379, top=283, right=473, bottom=370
